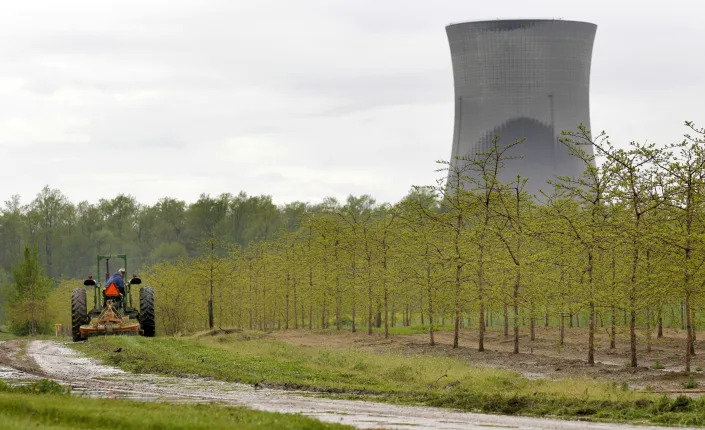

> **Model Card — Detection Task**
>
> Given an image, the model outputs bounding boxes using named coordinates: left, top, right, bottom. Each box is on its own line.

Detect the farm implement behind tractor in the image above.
left=71, top=254, right=155, bottom=341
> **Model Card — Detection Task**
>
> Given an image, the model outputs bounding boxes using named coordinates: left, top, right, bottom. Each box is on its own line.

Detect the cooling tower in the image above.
left=446, top=19, right=597, bottom=195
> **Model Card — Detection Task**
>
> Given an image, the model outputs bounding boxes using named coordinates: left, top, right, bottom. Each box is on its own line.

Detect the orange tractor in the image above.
left=71, top=254, right=155, bottom=341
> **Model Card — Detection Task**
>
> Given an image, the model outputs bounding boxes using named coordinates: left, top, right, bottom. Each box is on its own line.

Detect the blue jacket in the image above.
left=105, top=273, right=125, bottom=294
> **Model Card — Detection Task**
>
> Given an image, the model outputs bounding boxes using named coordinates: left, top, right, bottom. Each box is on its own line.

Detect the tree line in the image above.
left=141, top=122, right=705, bottom=374
left=0, top=190, right=310, bottom=282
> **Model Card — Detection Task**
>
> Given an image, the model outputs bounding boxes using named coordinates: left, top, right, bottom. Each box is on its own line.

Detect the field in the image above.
left=308, top=325, right=705, bottom=392
left=71, top=326, right=705, bottom=427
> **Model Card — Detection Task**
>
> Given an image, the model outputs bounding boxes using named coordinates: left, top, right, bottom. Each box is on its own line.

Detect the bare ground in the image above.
left=271, top=326, right=705, bottom=392
left=0, top=339, right=688, bottom=430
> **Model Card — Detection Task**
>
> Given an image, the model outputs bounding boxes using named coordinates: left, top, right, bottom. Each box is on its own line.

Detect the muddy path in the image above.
left=0, top=340, right=693, bottom=429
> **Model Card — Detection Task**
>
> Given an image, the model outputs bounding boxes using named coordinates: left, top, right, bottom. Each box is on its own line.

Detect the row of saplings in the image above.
left=70, top=256, right=155, bottom=341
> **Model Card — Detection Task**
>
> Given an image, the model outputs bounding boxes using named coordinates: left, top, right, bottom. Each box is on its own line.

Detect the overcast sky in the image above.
left=2, top=0, right=704, bottom=207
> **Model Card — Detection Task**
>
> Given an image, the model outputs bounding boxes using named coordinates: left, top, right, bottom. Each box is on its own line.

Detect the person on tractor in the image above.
left=105, top=268, right=126, bottom=295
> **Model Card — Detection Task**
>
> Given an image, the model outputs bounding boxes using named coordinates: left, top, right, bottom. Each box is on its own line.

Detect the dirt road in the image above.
left=0, top=340, right=694, bottom=429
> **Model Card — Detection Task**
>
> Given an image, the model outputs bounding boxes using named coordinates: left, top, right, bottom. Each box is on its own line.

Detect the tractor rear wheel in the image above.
left=71, top=288, right=87, bottom=342
left=139, top=286, right=155, bottom=337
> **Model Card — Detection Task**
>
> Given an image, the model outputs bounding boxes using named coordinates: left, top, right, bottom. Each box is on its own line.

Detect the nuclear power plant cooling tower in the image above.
left=446, top=19, right=597, bottom=195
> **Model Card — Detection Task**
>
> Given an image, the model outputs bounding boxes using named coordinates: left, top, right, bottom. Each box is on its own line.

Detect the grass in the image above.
left=651, top=361, right=665, bottom=370
left=0, top=331, right=17, bottom=341
left=683, top=376, right=698, bottom=389
left=0, top=379, right=347, bottom=430
left=72, top=331, right=705, bottom=426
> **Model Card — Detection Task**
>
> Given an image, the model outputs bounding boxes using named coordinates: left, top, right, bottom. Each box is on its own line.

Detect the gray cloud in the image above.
left=1, top=0, right=704, bottom=206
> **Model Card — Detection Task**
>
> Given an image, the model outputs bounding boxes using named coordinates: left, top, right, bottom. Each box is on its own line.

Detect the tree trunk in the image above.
left=686, top=294, right=692, bottom=373
left=513, top=268, right=520, bottom=354
left=588, top=301, right=595, bottom=365
left=478, top=244, right=486, bottom=352
left=351, top=259, right=357, bottom=333
left=630, top=310, right=638, bottom=368
left=293, top=274, right=298, bottom=330
left=427, top=264, right=435, bottom=346
left=453, top=260, right=461, bottom=349
left=610, top=306, right=616, bottom=349
left=690, top=308, right=696, bottom=356
left=646, top=307, right=652, bottom=353
left=367, top=257, right=373, bottom=335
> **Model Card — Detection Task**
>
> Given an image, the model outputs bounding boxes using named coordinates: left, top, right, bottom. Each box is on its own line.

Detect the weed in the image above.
left=386, top=365, right=413, bottom=382
left=669, top=395, right=692, bottom=412
left=682, top=376, right=698, bottom=389
left=352, top=361, right=367, bottom=371
left=650, top=361, right=664, bottom=370
left=0, top=379, right=67, bottom=395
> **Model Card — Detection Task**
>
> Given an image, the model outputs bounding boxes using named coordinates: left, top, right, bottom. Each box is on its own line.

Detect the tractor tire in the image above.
left=71, top=288, right=87, bottom=342
left=139, top=286, right=155, bottom=337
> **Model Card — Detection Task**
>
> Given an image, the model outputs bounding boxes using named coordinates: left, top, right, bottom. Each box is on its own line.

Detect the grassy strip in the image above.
left=0, top=332, right=17, bottom=341
left=0, top=379, right=347, bottom=430
left=74, top=332, right=705, bottom=426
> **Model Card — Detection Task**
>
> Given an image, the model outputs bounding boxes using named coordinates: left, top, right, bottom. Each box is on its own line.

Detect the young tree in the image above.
left=657, top=122, right=705, bottom=373
left=8, top=247, right=52, bottom=335
left=548, top=126, right=617, bottom=365
left=597, top=139, right=665, bottom=368
left=466, top=136, right=523, bottom=351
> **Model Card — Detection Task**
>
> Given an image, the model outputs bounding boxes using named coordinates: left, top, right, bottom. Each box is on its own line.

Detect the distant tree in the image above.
left=7, top=247, right=52, bottom=335
left=28, top=186, right=71, bottom=277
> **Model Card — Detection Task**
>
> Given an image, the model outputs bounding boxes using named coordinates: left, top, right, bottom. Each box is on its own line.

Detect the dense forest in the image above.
left=4, top=122, right=705, bottom=374
left=0, top=190, right=308, bottom=280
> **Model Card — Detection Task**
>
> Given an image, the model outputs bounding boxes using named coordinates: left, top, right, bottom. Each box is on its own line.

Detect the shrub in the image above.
left=682, top=376, right=698, bottom=389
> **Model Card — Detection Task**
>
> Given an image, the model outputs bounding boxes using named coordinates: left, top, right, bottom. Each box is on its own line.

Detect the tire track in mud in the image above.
left=0, top=340, right=694, bottom=430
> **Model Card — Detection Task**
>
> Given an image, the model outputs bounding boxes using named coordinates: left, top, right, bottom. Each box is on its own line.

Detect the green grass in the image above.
left=73, top=332, right=705, bottom=426
left=0, top=331, right=17, bottom=341
left=0, top=379, right=347, bottom=429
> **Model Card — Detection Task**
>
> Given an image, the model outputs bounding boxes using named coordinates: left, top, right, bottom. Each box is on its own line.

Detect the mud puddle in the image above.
left=0, top=340, right=692, bottom=429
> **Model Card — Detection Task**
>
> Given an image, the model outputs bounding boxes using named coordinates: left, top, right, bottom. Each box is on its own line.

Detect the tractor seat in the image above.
left=104, top=283, right=121, bottom=297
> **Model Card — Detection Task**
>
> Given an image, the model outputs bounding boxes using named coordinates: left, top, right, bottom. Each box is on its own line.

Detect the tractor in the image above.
left=71, top=254, right=155, bottom=341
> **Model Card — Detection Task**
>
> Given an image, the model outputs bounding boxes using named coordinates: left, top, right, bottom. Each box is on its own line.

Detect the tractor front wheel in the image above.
left=71, top=288, right=87, bottom=342
left=139, top=286, right=155, bottom=337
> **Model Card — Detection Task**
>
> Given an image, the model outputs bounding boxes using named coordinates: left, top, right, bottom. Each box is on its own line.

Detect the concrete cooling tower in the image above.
left=446, top=19, right=597, bottom=195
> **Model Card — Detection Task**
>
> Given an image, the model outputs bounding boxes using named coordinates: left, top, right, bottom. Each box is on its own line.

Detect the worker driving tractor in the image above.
left=71, top=254, right=154, bottom=341
left=105, top=268, right=126, bottom=295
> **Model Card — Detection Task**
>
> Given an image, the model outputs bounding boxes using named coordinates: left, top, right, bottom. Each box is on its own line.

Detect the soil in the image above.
left=271, top=326, right=705, bottom=393
left=0, top=339, right=686, bottom=430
